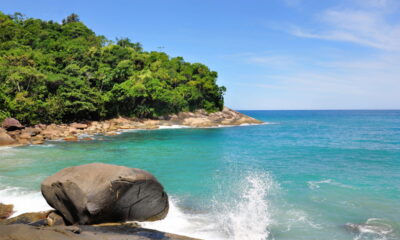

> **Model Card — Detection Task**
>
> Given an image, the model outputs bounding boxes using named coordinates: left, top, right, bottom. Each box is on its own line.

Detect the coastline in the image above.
left=0, top=107, right=263, bottom=240
left=0, top=107, right=262, bottom=148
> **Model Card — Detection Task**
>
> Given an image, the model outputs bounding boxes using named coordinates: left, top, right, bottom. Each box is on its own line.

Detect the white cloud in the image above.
left=228, top=51, right=400, bottom=109
left=246, top=55, right=296, bottom=68
left=291, top=9, right=400, bottom=51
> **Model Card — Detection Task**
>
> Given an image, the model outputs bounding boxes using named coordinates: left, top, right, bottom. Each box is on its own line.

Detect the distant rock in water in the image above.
left=2, top=118, right=24, bottom=131
left=41, top=163, right=169, bottom=225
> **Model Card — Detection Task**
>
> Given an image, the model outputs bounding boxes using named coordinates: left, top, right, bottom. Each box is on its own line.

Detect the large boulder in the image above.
left=2, top=118, right=24, bottom=131
left=41, top=163, right=169, bottom=225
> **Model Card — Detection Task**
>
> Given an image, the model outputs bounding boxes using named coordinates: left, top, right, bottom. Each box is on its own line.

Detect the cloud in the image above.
left=229, top=51, right=400, bottom=109
left=291, top=9, right=400, bottom=51
left=246, top=55, right=296, bottom=68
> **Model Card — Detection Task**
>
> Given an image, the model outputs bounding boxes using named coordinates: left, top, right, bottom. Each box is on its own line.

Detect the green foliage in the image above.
left=0, top=12, right=225, bottom=124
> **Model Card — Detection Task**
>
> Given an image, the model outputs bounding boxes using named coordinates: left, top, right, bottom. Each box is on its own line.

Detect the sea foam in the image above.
left=143, top=172, right=276, bottom=240
left=0, top=187, right=51, bottom=217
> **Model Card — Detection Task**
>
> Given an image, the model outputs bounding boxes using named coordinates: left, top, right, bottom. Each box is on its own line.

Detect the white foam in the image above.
left=143, top=172, right=276, bottom=240
left=216, top=173, right=274, bottom=240
left=0, top=187, right=52, bottom=216
left=286, top=209, right=322, bottom=230
left=158, top=125, right=190, bottom=129
left=307, top=179, right=355, bottom=190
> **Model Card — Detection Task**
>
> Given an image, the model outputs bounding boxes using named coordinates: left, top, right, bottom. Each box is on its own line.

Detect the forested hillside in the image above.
left=0, top=12, right=225, bottom=124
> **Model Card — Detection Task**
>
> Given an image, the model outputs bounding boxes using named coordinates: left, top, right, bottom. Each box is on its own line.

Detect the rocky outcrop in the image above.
left=0, top=223, right=200, bottom=240
left=0, top=107, right=263, bottom=147
left=1, top=211, right=50, bottom=226
left=0, top=203, right=14, bottom=220
left=1, top=118, right=24, bottom=131
left=41, top=163, right=169, bottom=225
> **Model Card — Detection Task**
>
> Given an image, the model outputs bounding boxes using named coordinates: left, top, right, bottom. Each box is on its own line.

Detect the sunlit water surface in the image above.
left=1, top=110, right=399, bottom=240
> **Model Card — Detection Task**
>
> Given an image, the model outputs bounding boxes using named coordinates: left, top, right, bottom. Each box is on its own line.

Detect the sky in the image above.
left=1, top=0, right=400, bottom=110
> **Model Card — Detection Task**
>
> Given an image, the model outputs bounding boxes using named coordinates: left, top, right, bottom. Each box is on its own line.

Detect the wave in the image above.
left=307, top=179, right=355, bottom=190
left=0, top=187, right=51, bottom=217
left=143, top=172, right=276, bottom=240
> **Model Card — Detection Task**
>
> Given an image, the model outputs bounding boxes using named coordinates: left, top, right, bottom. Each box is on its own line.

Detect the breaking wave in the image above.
left=143, top=172, right=277, bottom=240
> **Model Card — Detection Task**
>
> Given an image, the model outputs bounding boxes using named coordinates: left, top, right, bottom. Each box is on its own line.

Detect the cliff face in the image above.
left=0, top=107, right=262, bottom=147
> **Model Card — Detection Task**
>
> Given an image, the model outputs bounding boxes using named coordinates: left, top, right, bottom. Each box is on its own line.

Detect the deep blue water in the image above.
left=0, top=110, right=399, bottom=240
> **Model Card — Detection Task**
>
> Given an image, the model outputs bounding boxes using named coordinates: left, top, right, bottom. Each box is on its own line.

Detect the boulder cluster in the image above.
left=0, top=163, right=195, bottom=240
left=0, top=107, right=262, bottom=147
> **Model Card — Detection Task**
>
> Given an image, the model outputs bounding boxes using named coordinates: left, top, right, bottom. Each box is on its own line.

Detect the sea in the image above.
left=0, top=110, right=399, bottom=240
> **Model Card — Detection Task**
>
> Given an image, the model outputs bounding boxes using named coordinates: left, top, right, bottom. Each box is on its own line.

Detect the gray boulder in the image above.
left=41, top=163, right=169, bottom=225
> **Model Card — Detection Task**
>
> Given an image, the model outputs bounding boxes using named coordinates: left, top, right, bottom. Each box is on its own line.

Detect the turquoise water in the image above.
left=0, top=110, right=399, bottom=240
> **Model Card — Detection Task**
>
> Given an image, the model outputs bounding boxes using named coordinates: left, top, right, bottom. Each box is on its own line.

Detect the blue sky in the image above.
left=2, top=0, right=400, bottom=109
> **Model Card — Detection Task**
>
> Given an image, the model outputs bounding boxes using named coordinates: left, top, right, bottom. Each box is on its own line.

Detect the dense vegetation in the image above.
left=0, top=12, right=225, bottom=124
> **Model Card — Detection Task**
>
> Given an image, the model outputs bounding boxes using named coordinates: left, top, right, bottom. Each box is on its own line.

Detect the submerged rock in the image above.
left=41, top=163, right=169, bottom=225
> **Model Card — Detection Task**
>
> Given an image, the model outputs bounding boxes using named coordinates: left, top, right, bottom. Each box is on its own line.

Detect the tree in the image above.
left=0, top=11, right=226, bottom=124
left=62, top=13, right=80, bottom=25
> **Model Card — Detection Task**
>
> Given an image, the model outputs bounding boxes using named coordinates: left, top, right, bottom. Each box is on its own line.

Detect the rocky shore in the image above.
left=0, top=107, right=262, bottom=147
left=0, top=163, right=199, bottom=240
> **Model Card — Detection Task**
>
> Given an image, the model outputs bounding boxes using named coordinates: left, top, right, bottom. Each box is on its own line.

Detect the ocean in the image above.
left=0, top=110, right=399, bottom=240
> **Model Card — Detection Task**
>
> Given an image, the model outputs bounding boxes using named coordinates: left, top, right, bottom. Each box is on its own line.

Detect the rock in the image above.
left=2, top=118, right=24, bottom=131
left=1, top=211, right=50, bottom=225
left=0, top=223, right=200, bottom=240
left=17, top=138, right=30, bottom=145
left=71, top=123, right=88, bottom=130
left=82, top=137, right=93, bottom=141
left=64, top=136, right=78, bottom=141
left=47, top=211, right=65, bottom=226
left=0, top=132, right=16, bottom=146
left=41, top=163, right=169, bottom=225
left=0, top=203, right=14, bottom=220
left=35, top=124, right=47, bottom=130
left=182, top=118, right=214, bottom=127
left=31, top=135, right=44, bottom=144
left=41, top=129, right=60, bottom=139
left=19, top=132, right=31, bottom=140
left=23, top=127, right=41, bottom=137
left=68, top=127, right=78, bottom=135
left=31, top=140, right=44, bottom=145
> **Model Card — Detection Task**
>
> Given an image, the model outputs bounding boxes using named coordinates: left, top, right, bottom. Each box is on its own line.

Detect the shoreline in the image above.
left=0, top=107, right=263, bottom=148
